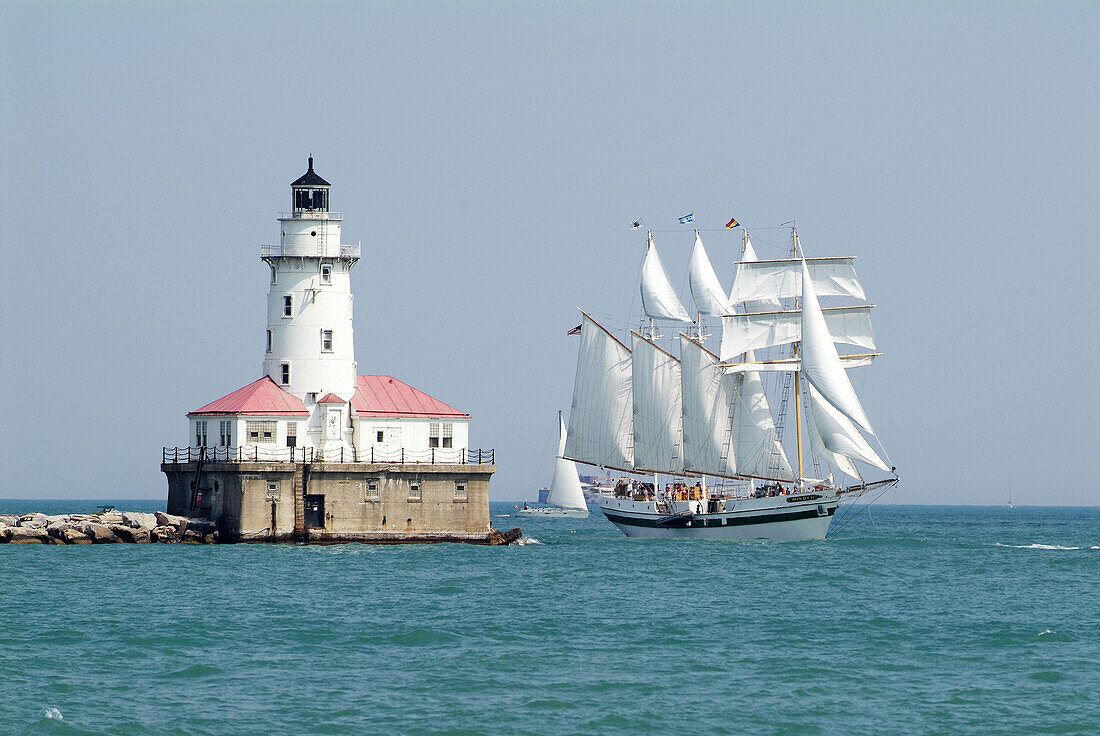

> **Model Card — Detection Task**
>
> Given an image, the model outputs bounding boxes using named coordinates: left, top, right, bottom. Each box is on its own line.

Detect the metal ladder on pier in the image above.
left=189, top=448, right=207, bottom=511
left=292, top=459, right=308, bottom=540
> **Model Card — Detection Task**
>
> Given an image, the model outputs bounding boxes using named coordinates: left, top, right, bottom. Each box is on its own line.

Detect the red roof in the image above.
left=318, top=393, right=346, bottom=404
left=189, top=377, right=310, bottom=416
left=351, top=375, right=468, bottom=418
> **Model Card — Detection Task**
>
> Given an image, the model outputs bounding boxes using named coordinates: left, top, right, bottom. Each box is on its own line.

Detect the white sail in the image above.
left=730, top=257, right=866, bottom=306
left=805, top=382, right=889, bottom=472
left=688, top=231, right=729, bottom=316
left=799, top=260, right=875, bottom=432
left=546, top=412, right=588, bottom=510
left=679, top=335, right=738, bottom=478
left=805, top=404, right=861, bottom=480
left=564, top=314, right=634, bottom=470
left=641, top=234, right=692, bottom=322
left=731, top=352, right=794, bottom=480
left=720, top=305, right=877, bottom=361
left=736, top=235, right=782, bottom=314
left=631, top=333, right=684, bottom=474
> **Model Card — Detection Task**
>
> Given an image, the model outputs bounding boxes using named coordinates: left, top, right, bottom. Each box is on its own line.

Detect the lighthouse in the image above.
left=161, top=158, right=502, bottom=543
left=261, top=158, right=358, bottom=451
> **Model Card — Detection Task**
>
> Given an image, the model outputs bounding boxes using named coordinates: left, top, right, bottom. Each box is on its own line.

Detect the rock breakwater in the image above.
left=0, top=511, right=218, bottom=545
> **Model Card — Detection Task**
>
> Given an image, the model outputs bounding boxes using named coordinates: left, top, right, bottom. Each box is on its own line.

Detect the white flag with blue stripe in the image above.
left=678, top=213, right=695, bottom=224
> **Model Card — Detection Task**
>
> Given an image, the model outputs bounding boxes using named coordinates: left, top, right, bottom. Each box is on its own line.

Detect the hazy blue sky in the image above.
left=2, top=2, right=1097, bottom=505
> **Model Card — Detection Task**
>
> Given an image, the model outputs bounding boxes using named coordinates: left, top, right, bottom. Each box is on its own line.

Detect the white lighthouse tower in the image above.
left=261, top=158, right=360, bottom=446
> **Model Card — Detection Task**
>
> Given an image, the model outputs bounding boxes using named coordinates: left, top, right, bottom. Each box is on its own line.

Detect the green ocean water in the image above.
left=1, top=502, right=1098, bottom=735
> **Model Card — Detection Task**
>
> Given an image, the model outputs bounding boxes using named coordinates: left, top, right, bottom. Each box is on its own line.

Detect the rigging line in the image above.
left=854, top=367, right=894, bottom=468
left=827, top=483, right=893, bottom=538
left=626, top=243, right=644, bottom=330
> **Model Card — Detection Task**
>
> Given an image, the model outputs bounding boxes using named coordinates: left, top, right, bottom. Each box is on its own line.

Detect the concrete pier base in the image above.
left=163, top=460, right=505, bottom=544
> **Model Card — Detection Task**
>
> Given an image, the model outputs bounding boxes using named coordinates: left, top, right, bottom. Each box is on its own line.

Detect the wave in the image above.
left=995, top=543, right=1081, bottom=550
left=42, top=707, right=62, bottom=720
left=157, top=663, right=221, bottom=679
left=516, top=537, right=542, bottom=545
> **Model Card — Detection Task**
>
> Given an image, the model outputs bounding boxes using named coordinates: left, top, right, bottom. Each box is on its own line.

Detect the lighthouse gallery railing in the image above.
left=163, top=446, right=494, bottom=465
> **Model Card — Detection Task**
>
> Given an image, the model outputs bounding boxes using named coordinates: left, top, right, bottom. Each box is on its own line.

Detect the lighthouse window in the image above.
left=283, top=295, right=292, bottom=317
left=286, top=422, right=297, bottom=448
left=321, top=264, right=332, bottom=284
left=270, top=265, right=277, bottom=284
left=280, top=363, right=291, bottom=385
left=195, top=420, right=208, bottom=448
left=219, top=420, right=233, bottom=447
left=365, top=480, right=380, bottom=500
left=453, top=481, right=467, bottom=501
left=247, top=421, right=276, bottom=444
left=321, top=330, right=333, bottom=352
left=266, top=330, right=272, bottom=353
left=409, top=480, right=422, bottom=501
left=429, top=422, right=454, bottom=449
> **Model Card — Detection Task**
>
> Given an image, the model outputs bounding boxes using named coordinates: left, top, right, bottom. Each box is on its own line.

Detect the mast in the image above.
left=792, top=225, right=804, bottom=482
left=743, top=228, right=753, bottom=496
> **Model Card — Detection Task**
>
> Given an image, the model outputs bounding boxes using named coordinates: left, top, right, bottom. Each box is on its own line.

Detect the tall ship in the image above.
left=563, top=224, right=898, bottom=540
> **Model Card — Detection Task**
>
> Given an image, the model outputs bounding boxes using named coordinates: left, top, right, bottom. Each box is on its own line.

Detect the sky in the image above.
left=1, top=2, right=1097, bottom=505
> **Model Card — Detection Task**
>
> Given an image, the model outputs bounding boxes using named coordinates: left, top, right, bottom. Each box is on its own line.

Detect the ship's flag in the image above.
left=631, top=220, right=643, bottom=229
left=567, top=323, right=582, bottom=335
left=725, top=217, right=739, bottom=229
left=678, top=213, right=695, bottom=224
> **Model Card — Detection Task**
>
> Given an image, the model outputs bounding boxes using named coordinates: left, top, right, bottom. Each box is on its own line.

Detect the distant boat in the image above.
left=563, top=227, right=898, bottom=539
left=518, top=412, right=590, bottom=518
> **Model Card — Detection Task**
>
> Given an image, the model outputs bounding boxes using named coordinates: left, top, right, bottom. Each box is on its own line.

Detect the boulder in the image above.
left=9, top=526, right=49, bottom=543
left=122, top=512, right=158, bottom=531
left=488, top=527, right=523, bottom=546
left=0, top=514, right=18, bottom=527
left=85, top=524, right=119, bottom=544
left=60, top=527, right=92, bottom=544
left=46, top=521, right=71, bottom=541
left=0, top=525, right=11, bottom=542
left=68, top=514, right=99, bottom=523
left=155, top=512, right=189, bottom=531
left=151, top=526, right=179, bottom=543
left=19, top=513, right=48, bottom=529
left=45, top=514, right=70, bottom=525
left=97, top=512, right=124, bottom=526
left=110, top=525, right=150, bottom=543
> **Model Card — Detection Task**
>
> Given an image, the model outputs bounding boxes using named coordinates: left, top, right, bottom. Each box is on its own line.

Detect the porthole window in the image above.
left=310, top=230, right=317, bottom=237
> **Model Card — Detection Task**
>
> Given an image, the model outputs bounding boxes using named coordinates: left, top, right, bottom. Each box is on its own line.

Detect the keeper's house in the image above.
left=162, top=159, right=496, bottom=543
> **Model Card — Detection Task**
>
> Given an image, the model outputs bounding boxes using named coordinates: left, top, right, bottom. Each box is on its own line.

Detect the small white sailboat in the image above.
left=518, top=412, right=590, bottom=518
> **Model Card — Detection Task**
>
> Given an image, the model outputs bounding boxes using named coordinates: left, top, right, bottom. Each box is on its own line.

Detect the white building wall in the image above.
left=354, top=417, right=470, bottom=461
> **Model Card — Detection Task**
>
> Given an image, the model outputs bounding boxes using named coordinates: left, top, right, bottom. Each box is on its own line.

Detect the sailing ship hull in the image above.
left=596, top=494, right=837, bottom=540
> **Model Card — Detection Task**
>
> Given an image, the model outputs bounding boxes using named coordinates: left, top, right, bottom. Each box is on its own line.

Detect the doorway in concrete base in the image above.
left=305, top=494, right=325, bottom=528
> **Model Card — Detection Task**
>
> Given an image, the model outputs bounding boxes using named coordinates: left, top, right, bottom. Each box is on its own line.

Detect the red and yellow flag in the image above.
left=724, top=217, right=739, bottom=229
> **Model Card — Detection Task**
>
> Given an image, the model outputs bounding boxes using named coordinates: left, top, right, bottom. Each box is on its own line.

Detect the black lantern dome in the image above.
left=291, top=156, right=330, bottom=212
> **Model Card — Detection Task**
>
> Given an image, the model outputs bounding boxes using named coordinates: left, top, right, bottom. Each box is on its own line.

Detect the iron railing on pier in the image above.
left=162, top=446, right=494, bottom=465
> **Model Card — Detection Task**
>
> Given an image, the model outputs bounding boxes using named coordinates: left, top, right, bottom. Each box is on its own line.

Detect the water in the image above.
left=2, top=502, right=1098, bottom=735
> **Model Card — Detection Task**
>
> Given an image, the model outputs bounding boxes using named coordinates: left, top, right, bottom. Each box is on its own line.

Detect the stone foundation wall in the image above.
left=163, top=462, right=495, bottom=543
